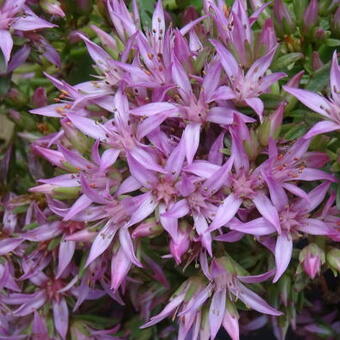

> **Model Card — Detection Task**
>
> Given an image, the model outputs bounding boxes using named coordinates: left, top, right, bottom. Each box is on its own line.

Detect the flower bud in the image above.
left=132, top=218, right=162, bottom=238
left=40, top=0, right=65, bottom=17
left=170, top=222, right=190, bottom=264
left=32, top=87, right=48, bottom=108
left=60, top=0, right=93, bottom=16
left=326, top=248, right=340, bottom=274
left=293, top=0, right=308, bottom=27
left=258, top=103, right=285, bottom=146
left=61, top=118, right=90, bottom=153
left=319, top=0, right=338, bottom=16
left=244, top=128, right=259, bottom=160
left=311, top=51, right=324, bottom=71
left=273, top=0, right=296, bottom=37
left=52, top=186, right=81, bottom=200
left=303, top=0, right=319, bottom=37
left=299, top=244, right=325, bottom=279
left=330, top=7, right=340, bottom=38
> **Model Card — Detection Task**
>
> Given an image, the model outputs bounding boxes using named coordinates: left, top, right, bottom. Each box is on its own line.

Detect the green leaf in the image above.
left=325, top=39, right=340, bottom=47
left=260, top=93, right=284, bottom=109
left=138, top=0, right=156, bottom=29
left=0, top=75, right=11, bottom=96
left=283, top=123, right=307, bottom=140
left=271, top=53, right=304, bottom=71
left=23, top=222, right=39, bottom=231
left=306, top=61, right=331, bottom=92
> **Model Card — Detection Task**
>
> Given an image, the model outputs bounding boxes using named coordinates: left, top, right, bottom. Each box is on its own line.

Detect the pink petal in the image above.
left=246, top=46, right=277, bottom=81
left=0, top=238, right=24, bottom=255
left=119, top=227, right=142, bottom=267
left=209, top=288, right=226, bottom=339
left=85, top=219, right=117, bottom=267
left=244, top=97, right=264, bottom=121
left=238, top=284, right=282, bottom=315
left=253, top=192, right=281, bottom=233
left=30, top=104, right=65, bottom=117
left=63, top=194, right=92, bottom=221
left=125, top=192, right=157, bottom=228
left=99, top=148, right=120, bottom=170
left=297, top=219, right=333, bottom=236
left=210, top=194, right=242, bottom=231
left=229, top=218, right=276, bottom=236
left=77, top=33, right=112, bottom=71
left=172, top=56, right=192, bottom=100
left=32, top=312, right=49, bottom=338
left=129, top=146, right=166, bottom=173
left=13, top=291, right=46, bottom=316
left=214, top=231, right=244, bottom=242
left=165, top=139, right=186, bottom=178
left=0, top=29, right=13, bottom=64
left=238, top=269, right=275, bottom=283
left=111, top=247, right=131, bottom=290
left=223, top=310, right=240, bottom=340
left=183, top=122, right=201, bottom=164
left=152, top=0, right=165, bottom=42
left=56, top=239, right=75, bottom=278
left=141, top=293, right=186, bottom=328
left=131, top=102, right=177, bottom=117
left=53, top=298, right=69, bottom=339
left=330, top=51, right=340, bottom=103
left=208, top=132, right=225, bottom=165
left=304, top=181, right=331, bottom=212
left=207, top=107, right=234, bottom=125
left=162, top=199, right=189, bottom=219
left=304, top=120, right=340, bottom=139
left=273, top=233, right=293, bottom=282
left=283, top=86, right=332, bottom=118
left=67, top=114, right=107, bottom=140
left=263, top=172, right=288, bottom=211
left=210, top=39, right=239, bottom=79
left=116, top=176, right=142, bottom=195
left=12, top=9, right=56, bottom=31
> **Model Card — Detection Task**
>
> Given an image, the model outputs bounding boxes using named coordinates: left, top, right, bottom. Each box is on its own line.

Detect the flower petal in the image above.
left=182, top=122, right=201, bottom=164
left=253, top=192, right=281, bottom=233
left=210, top=39, right=239, bottom=79
left=304, top=120, right=340, bottom=139
left=238, top=284, right=282, bottom=316
left=283, top=86, right=332, bottom=118
left=53, top=298, right=69, bottom=339
left=210, top=194, right=242, bottom=231
left=56, top=239, right=75, bottom=278
left=85, top=219, right=117, bottom=267
left=273, top=233, right=293, bottom=282
left=209, top=288, right=226, bottom=339
left=141, top=293, right=186, bottom=328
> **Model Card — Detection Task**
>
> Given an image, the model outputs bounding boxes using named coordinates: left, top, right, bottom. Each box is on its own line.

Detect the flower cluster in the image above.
left=0, top=0, right=339, bottom=339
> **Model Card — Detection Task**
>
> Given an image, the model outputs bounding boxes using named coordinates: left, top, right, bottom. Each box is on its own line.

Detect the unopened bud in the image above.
left=273, top=0, right=296, bottom=37
left=326, top=248, right=340, bottom=275
left=330, top=7, right=340, bottom=38
left=132, top=218, right=162, bottom=238
left=170, top=222, right=190, bottom=264
left=40, top=0, right=65, bottom=17
left=61, top=118, right=90, bottom=153
left=303, top=0, right=319, bottom=37
left=244, top=128, right=259, bottom=159
left=258, top=103, right=285, bottom=146
left=300, top=244, right=325, bottom=279
left=32, top=87, right=48, bottom=108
